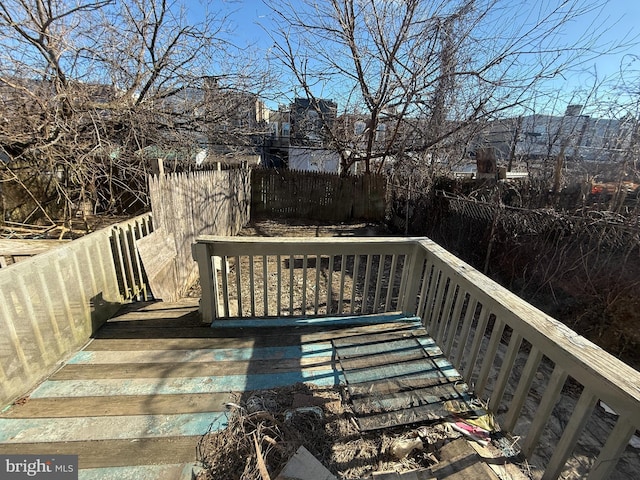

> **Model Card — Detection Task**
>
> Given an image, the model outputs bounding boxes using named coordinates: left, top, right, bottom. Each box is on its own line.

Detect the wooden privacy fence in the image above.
left=251, top=168, right=386, bottom=221
left=146, top=168, right=250, bottom=301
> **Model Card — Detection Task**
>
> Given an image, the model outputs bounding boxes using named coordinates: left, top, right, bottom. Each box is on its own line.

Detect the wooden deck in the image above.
left=0, top=300, right=508, bottom=479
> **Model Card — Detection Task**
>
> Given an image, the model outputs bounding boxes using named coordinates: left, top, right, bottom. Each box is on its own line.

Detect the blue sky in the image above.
left=189, top=0, right=640, bottom=113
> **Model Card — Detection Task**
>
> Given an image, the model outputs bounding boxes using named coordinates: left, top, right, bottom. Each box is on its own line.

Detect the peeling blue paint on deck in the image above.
left=30, top=369, right=343, bottom=398
left=211, top=313, right=421, bottom=329
left=0, top=412, right=227, bottom=443
left=68, top=343, right=334, bottom=364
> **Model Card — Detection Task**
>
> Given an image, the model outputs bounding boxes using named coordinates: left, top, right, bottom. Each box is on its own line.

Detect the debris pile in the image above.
left=194, top=384, right=507, bottom=480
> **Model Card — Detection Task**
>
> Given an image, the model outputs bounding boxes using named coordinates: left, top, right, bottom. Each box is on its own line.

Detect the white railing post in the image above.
left=401, top=243, right=426, bottom=316
left=192, top=242, right=215, bottom=323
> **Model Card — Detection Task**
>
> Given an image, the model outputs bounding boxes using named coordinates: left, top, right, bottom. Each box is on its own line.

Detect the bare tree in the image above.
left=268, top=0, right=624, bottom=175
left=0, top=0, right=270, bottom=226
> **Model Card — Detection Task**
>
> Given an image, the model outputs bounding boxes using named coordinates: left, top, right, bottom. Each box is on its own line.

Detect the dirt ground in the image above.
left=235, top=216, right=390, bottom=238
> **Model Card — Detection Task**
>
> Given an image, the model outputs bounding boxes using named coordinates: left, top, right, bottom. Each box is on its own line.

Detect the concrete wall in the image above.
left=0, top=215, right=152, bottom=406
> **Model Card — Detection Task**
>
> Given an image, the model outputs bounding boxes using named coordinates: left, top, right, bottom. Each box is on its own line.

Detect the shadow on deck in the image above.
left=0, top=300, right=518, bottom=479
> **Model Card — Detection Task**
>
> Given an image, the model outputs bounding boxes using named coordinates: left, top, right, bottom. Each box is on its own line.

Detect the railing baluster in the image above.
left=0, top=298, right=31, bottom=375
left=489, top=330, right=523, bottom=411
left=588, top=417, right=636, bottom=480
left=503, top=346, right=543, bottom=432
left=432, top=274, right=452, bottom=340
left=112, top=227, right=130, bottom=300
left=462, top=306, right=490, bottom=384
left=262, top=255, right=268, bottom=317
left=443, top=288, right=466, bottom=356
left=220, top=256, right=230, bottom=318
left=542, top=389, right=598, bottom=480
left=338, top=254, right=346, bottom=314
left=350, top=254, right=360, bottom=314
left=522, top=365, right=568, bottom=458
left=423, top=268, right=442, bottom=332
left=327, top=254, right=335, bottom=314
left=277, top=255, right=282, bottom=316
left=451, top=297, right=477, bottom=370
left=249, top=255, right=255, bottom=317
left=314, top=254, right=321, bottom=315
left=416, top=261, right=432, bottom=320
left=235, top=255, right=242, bottom=317
left=362, top=254, right=373, bottom=314
left=289, top=254, right=295, bottom=316
left=130, top=223, right=146, bottom=300
left=120, top=226, right=136, bottom=298
left=435, top=281, right=456, bottom=344
left=374, top=254, right=385, bottom=312
left=302, top=255, right=308, bottom=315
left=397, top=254, right=410, bottom=312
left=384, top=253, right=398, bottom=312
left=475, top=318, right=505, bottom=398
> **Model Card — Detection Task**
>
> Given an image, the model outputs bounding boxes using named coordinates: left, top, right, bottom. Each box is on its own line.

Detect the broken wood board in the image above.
left=467, top=437, right=531, bottom=480
left=334, top=328, right=470, bottom=432
left=355, top=400, right=452, bottom=432
left=429, top=438, right=500, bottom=479
left=136, top=227, right=179, bottom=302
left=275, top=446, right=337, bottom=480
left=347, top=375, right=464, bottom=398
left=351, top=385, right=470, bottom=416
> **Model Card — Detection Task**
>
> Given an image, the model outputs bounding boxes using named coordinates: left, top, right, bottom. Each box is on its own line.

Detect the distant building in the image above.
left=290, top=97, right=337, bottom=147
left=263, top=97, right=341, bottom=173
left=262, top=105, right=291, bottom=168
left=479, top=106, right=634, bottom=165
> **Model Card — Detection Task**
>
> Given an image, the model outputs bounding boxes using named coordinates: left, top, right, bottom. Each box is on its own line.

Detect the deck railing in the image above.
left=193, top=235, right=640, bottom=480
left=0, top=213, right=153, bottom=406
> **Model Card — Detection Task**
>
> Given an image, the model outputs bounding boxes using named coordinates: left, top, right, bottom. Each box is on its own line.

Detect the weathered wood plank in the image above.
left=0, top=393, right=232, bottom=418
left=0, top=238, right=70, bottom=256
left=135, top=227, right=178, bottom=301
left=350, top=384, right=469, bottom=415
left=429, top=438, right=500, bottom=479
left=337, top=349, right=434, bottom=371
left=346, top=375, right=465, bottom=398
left=50, top=357, right=334, bottom=380
left=0, top=436, right=200, bottom=469
left=93, top=319, right=417, bottom=341
left=356, top=401, right=452, bottom=431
